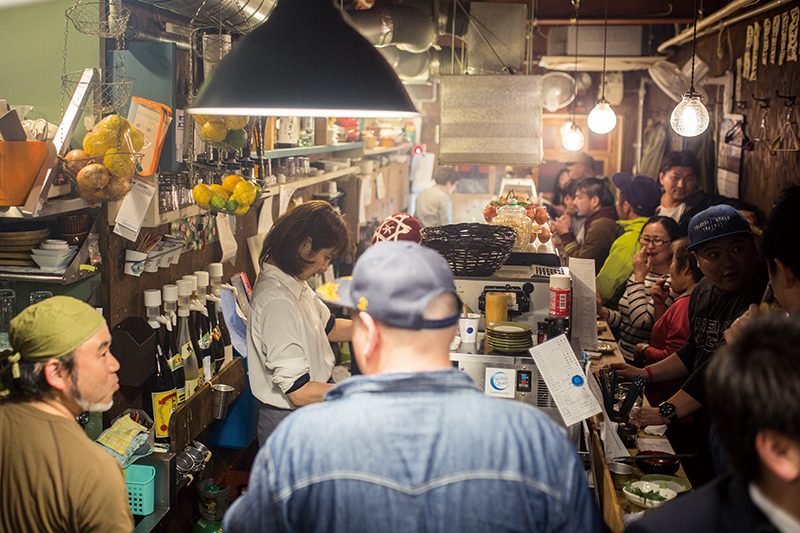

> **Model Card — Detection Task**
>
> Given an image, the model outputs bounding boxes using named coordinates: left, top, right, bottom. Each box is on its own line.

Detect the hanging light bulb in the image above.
left=588, top=99, right=617, bottom=134
left=562, top=121, right=585, bottom=151
left=670, top=92, right=709, bottom=136
left=588, top=0, right=617, bottom=135
left=670, top=0, right=709, bottom=137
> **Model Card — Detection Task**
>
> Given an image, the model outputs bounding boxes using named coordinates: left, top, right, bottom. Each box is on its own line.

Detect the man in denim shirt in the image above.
left=224, top=242, right=604, bottom=532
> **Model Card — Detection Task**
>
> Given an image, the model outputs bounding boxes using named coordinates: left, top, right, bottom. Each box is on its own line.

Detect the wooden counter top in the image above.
left=589, top=322, right=690, bottom=532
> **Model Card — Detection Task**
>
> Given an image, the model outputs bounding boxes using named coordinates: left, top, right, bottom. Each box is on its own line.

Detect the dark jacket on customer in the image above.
left=559, top=205, right=619, bottom=274
left=625, top=476, right=778, bottom=533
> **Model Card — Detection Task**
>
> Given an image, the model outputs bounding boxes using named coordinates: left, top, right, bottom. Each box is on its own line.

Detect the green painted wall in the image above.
left=0, top=0, right=99, bottom=125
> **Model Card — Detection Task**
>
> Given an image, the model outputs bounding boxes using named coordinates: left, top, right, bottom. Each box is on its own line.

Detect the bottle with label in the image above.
left=162, top=284, right=186, bottom=404
left=177, top=279, right=201, bottom=398
left=142, top=290, right=177, bottom=444
left=195, top=271, right=225, bottom=373
left=209, top=263, right=235, bottom=364
left=184, top=274, right=214, bottom=381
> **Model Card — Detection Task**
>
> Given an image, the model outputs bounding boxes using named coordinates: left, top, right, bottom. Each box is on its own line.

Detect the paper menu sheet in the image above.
left=636, top=437, right=675, bottom=455
left=568, top=257, right=598, bottom=351
left=530, top=334, right=601, bottom=427
left=113, top=179, right=156, bottom=242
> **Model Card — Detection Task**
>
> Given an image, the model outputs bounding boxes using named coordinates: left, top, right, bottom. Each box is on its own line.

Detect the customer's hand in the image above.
left=632, top=251, right=650, bottom=282
left=724, top=304, right=759, bottom=344
left=551, top=215, right=572, bottom=237
left=651, top=277, right=670, bottom=306
left=607, top=362, right=647, bottom=381
left=630, top=406, right=665, bottom=428
left=596, top=293, right=609, bottom=319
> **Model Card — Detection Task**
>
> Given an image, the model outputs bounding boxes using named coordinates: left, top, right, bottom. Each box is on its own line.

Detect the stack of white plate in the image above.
left=31, top=240, right=77, bottom=271
left=486, top=322, right=533, bottom=353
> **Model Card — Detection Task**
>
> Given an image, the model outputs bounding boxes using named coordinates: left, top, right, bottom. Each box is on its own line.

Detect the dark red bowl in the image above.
left=635, top=450, right=680, bottom=475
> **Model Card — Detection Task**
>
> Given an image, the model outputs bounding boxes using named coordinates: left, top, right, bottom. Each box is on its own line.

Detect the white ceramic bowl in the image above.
left=40, top=242, right=70, bottom=251
left=32, top=253, right=73, bottom=270
left=32, top=247, right=73, bottom=258
left=44, top=239, right=68, bottom=245
left=622, top=481, right=677, bottom=509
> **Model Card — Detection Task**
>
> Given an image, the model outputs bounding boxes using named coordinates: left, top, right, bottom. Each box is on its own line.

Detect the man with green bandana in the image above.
left=0, top=296, right=133, bottom=533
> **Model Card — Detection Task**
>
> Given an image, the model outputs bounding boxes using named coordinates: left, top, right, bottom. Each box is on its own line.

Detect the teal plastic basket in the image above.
left=125, top=464, right=155, bottom=515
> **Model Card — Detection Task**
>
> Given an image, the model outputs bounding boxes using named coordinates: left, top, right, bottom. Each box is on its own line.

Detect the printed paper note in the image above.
left=568, top=258, right=598, bottom=351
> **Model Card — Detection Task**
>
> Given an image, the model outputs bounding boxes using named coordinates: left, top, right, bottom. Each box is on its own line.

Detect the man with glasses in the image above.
left=610, top=205, right=768, bottom=485
left=552, top=177, right=618, bottom=274
left=596, top=173, right=662, bottom=306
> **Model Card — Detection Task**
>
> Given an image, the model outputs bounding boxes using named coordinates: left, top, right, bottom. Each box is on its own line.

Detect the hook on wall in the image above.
left=776, top=91, right=797, bottom=107
left=734, top=100, right=749, bottom=110
left=752, top=93, right=771, bottom=109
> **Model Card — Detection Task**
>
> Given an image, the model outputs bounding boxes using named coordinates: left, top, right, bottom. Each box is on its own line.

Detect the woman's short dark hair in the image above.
left=576, top=177, right=614, bottom=207
left=259, top=201, right=350, bottom=277
left=642, top=215, right=683, bottom=242
left=763, top=185, right=800, bottom=278
left=671, top=238, right=703, bottom=282
left=707, top=314, right=800, bottom=482
left=562, top=180, right=578, bottom=199
left=659, top=150, right=700, bottom=177
left=3, top=353, right=75, bottom=403
left=434, top=166, right=459, bottom=186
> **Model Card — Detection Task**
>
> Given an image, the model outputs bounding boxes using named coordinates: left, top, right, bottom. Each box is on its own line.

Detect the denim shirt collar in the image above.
left=326, top=368, right=479, bottom=401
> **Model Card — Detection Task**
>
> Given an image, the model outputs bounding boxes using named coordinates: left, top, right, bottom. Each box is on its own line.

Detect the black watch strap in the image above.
left=658, top=401, right=678, bottom=422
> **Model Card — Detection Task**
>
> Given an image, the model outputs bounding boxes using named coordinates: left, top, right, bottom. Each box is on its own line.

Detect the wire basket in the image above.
left=195, top=115, right=252, bottom=151
left=65, top=1, right=131, bottom=38
left=421, top=223, right=517, bottom=277
left=60, top=152, right=143, bottom=204
left=61, top=69, right=134, bottom=115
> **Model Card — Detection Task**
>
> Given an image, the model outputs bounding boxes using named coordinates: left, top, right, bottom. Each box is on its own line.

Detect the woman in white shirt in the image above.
left=248, top=201, right=352, bottom=445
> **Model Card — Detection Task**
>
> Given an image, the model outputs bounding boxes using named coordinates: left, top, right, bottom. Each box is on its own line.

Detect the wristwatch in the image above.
left=658, top=401, right=678, bottom=423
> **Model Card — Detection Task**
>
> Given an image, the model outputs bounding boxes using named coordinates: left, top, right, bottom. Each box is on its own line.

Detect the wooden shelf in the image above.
left=0, top=196, right=92, bottom=219
left=363, top=143, right=413, bottom=156
left=253, top=142, right=364, bottom=159
left=261, top=167, right=359, bottom=198
left=106, top=176, right=203, bottom=228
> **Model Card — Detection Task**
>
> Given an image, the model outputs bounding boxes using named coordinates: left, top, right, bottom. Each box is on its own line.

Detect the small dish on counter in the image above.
left=622, top=480, right=677, bottom=509
left=640, top=474, right=692, bottom=494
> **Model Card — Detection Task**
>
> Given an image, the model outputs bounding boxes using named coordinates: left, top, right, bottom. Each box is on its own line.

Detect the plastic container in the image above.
left=0, top=140, right=50, bottom=206
left=548, top=274, right=571, bottom=318
left=491, top=204, right=532, bottom=251
left=125, top=464, right=156, bottom=515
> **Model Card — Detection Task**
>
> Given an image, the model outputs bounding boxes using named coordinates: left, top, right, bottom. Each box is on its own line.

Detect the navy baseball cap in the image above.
left=687, top=204, right=752, bottom=252
left=612, top=172, right=661, bottom=215
left=316, top=241, right=460, bottom=329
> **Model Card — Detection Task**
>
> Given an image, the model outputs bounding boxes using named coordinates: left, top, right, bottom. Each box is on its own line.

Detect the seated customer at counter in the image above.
left=626, top=314, right=800, bottom=533
left=552, top=177, right=618, bottom=274
left=225, top=242, right=604, bottom=533
left=596, top=173, right=662, bottom=306
left=0, top=297, right=133, bottom=533
left=613, top=205, right=768, bottom=486
left=248, top=201, right=353, bottom=445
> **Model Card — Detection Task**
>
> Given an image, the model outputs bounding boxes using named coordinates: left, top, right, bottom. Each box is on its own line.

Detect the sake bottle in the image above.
left=209, top=262, right=234, bottom=365
left=142, top=290, right=177, bottom=444
left=162, top=284, right=186, bottom=404
left=195, top=270, right=225, bottom=373
left=177, top=279, right=200, bottom=398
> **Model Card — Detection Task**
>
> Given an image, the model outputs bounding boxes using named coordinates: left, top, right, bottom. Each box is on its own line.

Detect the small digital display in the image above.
left=517, top=370, right=532, bottom=393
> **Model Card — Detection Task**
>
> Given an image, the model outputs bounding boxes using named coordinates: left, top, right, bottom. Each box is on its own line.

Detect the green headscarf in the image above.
left=6, top=296, right=106, bottom=379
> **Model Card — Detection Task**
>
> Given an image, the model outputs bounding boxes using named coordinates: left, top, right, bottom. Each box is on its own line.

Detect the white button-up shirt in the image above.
left=247, top=263, right=335, bottom=409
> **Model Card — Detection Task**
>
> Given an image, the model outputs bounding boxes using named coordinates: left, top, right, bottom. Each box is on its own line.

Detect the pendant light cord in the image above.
left=601, top=0, right=608, bottom=101
left=689, top=0, right=698, bottom=93
left=572, top=0, right=580, bottom=123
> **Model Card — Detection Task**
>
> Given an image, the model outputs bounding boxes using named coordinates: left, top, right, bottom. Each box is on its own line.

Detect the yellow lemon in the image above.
left=221, top=174, right=244, bottom=193
left=128, top=127, right=145, bottom=152
left=201, top=120, right=228, bottom=143
left=103, top=148, right=136, bottom=178
left=192, top=114, right=216, bottom=126
left=97, top=114, right=131, bottom=148
left=233, top=205, right=250, bottom=216
left=209, top=184, right=230, bottom=200
left=224, top=116, right=250, bottom=129
left=83, top=130, right=112, bottom=156
left=192, top=184, right=214, bottom=209
left=232, top=180, right=257, bottom=206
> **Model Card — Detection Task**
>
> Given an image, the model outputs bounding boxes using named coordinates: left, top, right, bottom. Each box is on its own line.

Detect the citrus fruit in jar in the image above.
left=209, top=184, right=230, bottom=200
left=233, top=204, right=250, bottom=216
left=225, top=199, right=239, bottom=213
left=210, top=194, right=227, bottom=210
left=232, top=180, right=257, bottom=206
left=83, top=130, right=114, bottom=156
left=224, top=116, right=249, bottom=129
left=192, top=184, right=214, bottom=209
left=201, top=120, right=228, bottom=143
left=96, top=114, right=131, bottom=147
left=224, top=128, right=248, bottom=150
left=221, top=174, right=244, bottom=193
left=192, top=114, right=214, bottom=126
left=103, top=148, right=136, bottom=178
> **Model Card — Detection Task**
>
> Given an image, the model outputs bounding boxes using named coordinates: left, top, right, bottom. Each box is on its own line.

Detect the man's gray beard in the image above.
left=71, top=369, right=114, bottom=412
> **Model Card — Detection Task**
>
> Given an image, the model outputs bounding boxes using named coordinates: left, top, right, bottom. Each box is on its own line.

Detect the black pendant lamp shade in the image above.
left=189, top=0, right=419, bottom=117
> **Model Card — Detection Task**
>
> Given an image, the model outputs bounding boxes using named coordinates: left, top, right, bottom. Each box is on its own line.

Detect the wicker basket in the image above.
left=421, top=223, right=516, bottom=276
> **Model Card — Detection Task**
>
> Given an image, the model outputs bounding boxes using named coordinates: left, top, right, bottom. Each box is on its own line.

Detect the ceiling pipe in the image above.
left=536, top=18, right=691, bottom=26
left=347, top=4, right=437, bottom=53
left=657, top=0, right=791, bottom=52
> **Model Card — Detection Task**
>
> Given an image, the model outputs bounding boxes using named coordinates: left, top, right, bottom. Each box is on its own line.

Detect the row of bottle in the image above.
left=141, top=262, right=234, bottom=444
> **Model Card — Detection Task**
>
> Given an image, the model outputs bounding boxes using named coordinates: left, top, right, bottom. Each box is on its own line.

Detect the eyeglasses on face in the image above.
left=639, top=237, right=671, bottom=247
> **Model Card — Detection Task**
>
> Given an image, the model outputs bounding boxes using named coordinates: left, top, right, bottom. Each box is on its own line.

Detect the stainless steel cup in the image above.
left=211, top=384, right=234, bottom=419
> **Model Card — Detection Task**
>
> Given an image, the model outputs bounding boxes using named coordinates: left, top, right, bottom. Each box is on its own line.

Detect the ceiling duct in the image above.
left=379, top=47, right=432, bottom=79
left=463, top=2, right=527, bottom=75
left=346, top=4, right=436, bottom=53
left=140, top=0, right=276, bottom=32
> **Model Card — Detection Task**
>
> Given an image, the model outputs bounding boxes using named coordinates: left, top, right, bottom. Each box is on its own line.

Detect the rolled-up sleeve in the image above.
left=262, top=298, right=311, bottom=393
